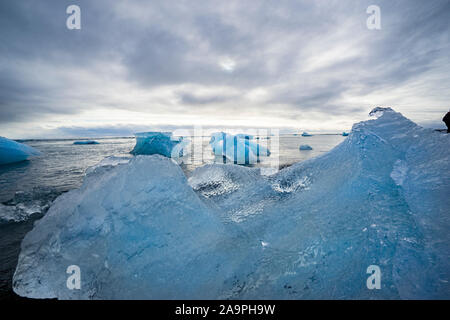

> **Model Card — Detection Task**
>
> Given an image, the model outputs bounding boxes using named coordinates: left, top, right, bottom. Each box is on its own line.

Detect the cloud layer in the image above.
left=0, top=0, right=449, bottom=138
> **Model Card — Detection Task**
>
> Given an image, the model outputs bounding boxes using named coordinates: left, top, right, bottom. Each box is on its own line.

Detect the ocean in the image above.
left=0, top=134, right=346, bottom=299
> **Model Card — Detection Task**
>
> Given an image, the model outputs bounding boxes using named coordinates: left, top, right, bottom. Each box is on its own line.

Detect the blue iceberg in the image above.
left=130, top=132, right=186, bottom=158
left=301, top=132, right=313, bottom=137
left=0, top=137, right=41, bottom=165
left=299, top=144, right=313, bottom=150
left=210, top=132, right=270, bottom=165
left=73, top=140, right=99, bottom=145
left=342, top=132, right=349, bottom=136
left=13, top=108, right=450, bottom=299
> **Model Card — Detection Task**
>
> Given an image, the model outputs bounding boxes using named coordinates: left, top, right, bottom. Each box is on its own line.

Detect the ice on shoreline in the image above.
left=13, top=108, right=450, bottom=299
left=0, top=188, right=58, bottom=224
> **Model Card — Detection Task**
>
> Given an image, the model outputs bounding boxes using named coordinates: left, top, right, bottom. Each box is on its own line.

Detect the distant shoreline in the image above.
left=13, top=133, right=351, bottom=142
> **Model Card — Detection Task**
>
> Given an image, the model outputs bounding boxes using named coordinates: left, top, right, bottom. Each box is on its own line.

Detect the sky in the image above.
left=0, top=0, right=449, bottom=139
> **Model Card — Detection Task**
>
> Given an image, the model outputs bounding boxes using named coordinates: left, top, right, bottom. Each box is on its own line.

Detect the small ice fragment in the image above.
left=299, top=144, right=313, bottom=151
left=73, top=140, right=99, bottom=145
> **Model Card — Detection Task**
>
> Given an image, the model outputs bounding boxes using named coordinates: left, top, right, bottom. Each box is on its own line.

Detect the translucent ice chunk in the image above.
left=0, top=137, right=41, bottom=165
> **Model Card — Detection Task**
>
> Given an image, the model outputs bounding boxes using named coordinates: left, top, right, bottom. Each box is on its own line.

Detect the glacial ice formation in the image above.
left=13, top=108, right=450, bottom=299
left=73, top=140, right=99, bottom=145
left=130, top=132, right=186, bottom=158
left=209, top=132, right=270, bottom=165
left=299, top=145, right=313, bottom=150
left=13, top=156, right=251, bottom=299
left=0, top=137, right=41, bottom=166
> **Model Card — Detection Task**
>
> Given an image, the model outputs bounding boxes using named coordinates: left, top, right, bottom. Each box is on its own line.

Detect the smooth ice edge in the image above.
left=0, top=137, right=41, bottom=165
left=13, top=109, right=450, bottom=299
left=85, top=156, right=131, bottom=175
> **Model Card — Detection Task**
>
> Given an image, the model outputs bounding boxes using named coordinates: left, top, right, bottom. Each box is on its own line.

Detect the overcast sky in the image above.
left=0, top=0, right=449, bottom=138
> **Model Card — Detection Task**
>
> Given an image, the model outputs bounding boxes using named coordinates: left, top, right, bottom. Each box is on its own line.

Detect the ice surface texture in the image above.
left=85, top=156, right=131, bottom=175
left=210, top=132, right=270, bottom=165
left=0, top=189, right=55, bottom=223
left=130, top=132, right=185, bottom=158
left=0, top=137, right=41, bottom=165
left=13, top=156, right=252, bottom=299
left=13, top=109, right=450, bottom=299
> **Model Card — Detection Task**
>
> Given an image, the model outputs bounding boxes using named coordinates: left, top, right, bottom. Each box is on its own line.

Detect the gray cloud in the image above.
left=178, top=92, right=236, bottom=105
left=0, top=0, right=449, bottom=137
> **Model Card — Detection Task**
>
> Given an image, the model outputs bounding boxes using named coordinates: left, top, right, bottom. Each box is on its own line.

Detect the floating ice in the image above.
left=13, top=108, right=450, bottom=299
left=342, top=132, right=349, bottom=136
left=0, top=189, right=56, bottom=224
left=299, top=145, right=313, bottom=150
left=301, top=132, right=313, bottom=137
left=0, top=137, right=41, bottom=165
left=209, top=132, right=270, bottom=165
left=0, top=204, right=20, bottom=223
left=0, top=203, right=43, bottom=223
left=73, top=140, right=99, bottom=145
left=130, top=132, right=188, bottom=158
